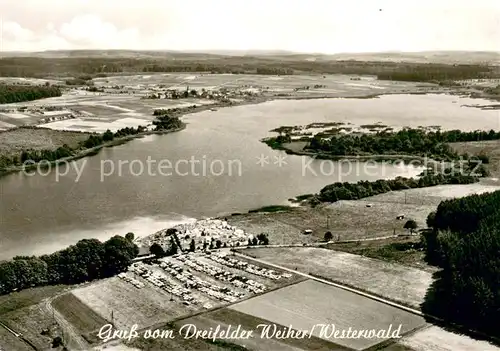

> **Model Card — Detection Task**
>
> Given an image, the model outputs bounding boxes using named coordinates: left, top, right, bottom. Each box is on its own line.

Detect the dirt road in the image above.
left=43, top=297, right=89, bottom=350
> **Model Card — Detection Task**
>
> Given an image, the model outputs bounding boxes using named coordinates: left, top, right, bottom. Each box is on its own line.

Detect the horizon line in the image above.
left=2, top=49, right=500, bottom=55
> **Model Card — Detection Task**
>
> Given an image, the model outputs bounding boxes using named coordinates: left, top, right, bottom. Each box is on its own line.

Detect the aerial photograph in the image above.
left=0, top=0, right=499, bottom=350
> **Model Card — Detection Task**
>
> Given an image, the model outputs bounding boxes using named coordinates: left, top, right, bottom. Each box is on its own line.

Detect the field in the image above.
left=329, top=236, right=433, bottom=272
left=0, top=328, right=33, bottom=351
left=229, top=279, right=426, bottom=350
left=0, top=285, right=71, bottom=350
left=363, top=182, right=500, bottom=206
left=0, top=127, right=89, bottom=157
left=0, top=73, right=434, bottom=134
left=72, top=277, right=193, bottom=330
left=228, top=199, right=433, bottom=244
left=90, top=73, right=430, bottom=96
left=228, top=181, right=500, bottom=248
left=397, top=326, right=500, bottom=351
left=70, top=253, right=300, bottom=334
left=177, top=308, right=349, bottom=351
left=52, top=293, right=108, bottom=343
left=128, top=329, right=249, bottom=351
left=450, top=140, right=500, bottom=178
left=227, top=210, right=321, bottom=245
left=1, top=303, right=61, bottom=350
left=239, top=247, right=433, bottom=309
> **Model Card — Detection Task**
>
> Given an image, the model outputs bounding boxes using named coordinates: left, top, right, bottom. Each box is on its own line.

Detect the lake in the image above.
left=1, top=94, right=498, bottom=259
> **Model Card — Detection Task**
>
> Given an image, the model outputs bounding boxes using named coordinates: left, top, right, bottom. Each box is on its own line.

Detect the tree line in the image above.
left=1, top=115, right=183, bottom=172
left=0, top=234, right=138, bottom=295
left=305, top=128, right=500, bottom=160
left=421, top=191, right=500, bottom=336
left=376, top=64, right=493, bottom=82
left=0, top=126, right=146, bottom=171
left=0, top=84, right=62, bottom=104
left=317, top=173, right=478, bottom=203
left=2, top=56, right=498, bottom=81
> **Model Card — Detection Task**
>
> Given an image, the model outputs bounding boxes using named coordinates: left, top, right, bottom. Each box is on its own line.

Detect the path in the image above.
left=43, top=296, right=89, bottom=351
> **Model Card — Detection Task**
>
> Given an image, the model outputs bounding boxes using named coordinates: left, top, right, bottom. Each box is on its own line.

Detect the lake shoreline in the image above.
left=0, top=124, right=187, bottom=178
left=2, top=85, right=500, bottom=259
left=1, top=83, right=496, bottom=179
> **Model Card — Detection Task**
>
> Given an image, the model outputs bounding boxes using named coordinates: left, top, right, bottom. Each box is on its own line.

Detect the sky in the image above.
left=1, top=0, right=499, bottom=53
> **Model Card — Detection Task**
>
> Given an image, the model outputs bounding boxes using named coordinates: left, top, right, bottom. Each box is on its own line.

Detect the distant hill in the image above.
left=318, top=51, right=500, bottom=65
left=2, top=50, right=499, bottom=65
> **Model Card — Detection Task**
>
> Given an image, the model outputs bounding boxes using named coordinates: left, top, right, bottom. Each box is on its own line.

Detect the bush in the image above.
left=149, top=243, right=165, bottom=257
left=403, top=219, right=418, bottom=234
left=324, top=231, right=333, bottom=241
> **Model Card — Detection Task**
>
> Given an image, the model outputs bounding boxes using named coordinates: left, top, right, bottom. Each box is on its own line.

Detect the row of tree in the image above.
left=0, top=126, right=149, bottom=171
left=318, top=173, right=478, bottom=203
left=305, top=128, right=500, bottom=160
left=421, top=191, right=500, bottom=336
left=0, top=234, right=138, bottom=295
left=83, top=126, right=147, bottom=148
left=1, top=116, right=185, bottom=171
left=0, top=84, right=62, bottom=104
left=149, top=232, right=270, bottom=257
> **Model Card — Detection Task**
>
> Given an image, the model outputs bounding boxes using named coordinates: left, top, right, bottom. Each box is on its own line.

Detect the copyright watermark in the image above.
left=20, top=156, right=243, bottom=182
left=100, top=156, right=242, bottom=181
left=18, top=154, right=484, bottom=182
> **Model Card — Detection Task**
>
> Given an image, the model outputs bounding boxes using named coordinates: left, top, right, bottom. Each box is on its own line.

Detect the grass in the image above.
left=230, top=201, right=434, bottom=245
left=239, top=247, right=433, bottom=309
left=129, top=324, right=249, bottom=351
left=397, top=326, right=500, bottom=351
left=229, top=279, right=426, bottom=350
left=227, top=209, right=320, bottom=246
left=179, top=308, right=348, bottom=351
left=449, top=140, right=500, bottom=178
left=0, top=328, right=33, bottom=351
left=0, top=127, right=89, bottom=157
left=2, top=303, right=59, bottom=350
left=72, top=277, right=193, bottom=330
left=0, top=285, right=67, bottom=316
left=0, top=285, right=69, bottom=350
left=52, top=293, right=108, bottom=344
left=328, top=236, right=433, bottom=272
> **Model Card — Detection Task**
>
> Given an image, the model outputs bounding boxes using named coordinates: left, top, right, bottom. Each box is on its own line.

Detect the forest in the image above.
left=317, top=172, right=479, bottom=204
left=376, top=64, right=493, bottom=82
left=304, top=128, right=500, bottom=160
left=0, top=84, right=62, bottom=104
left=1, top=56, right=499, bottom=82
left=0, top=234, right=138, bottom=295
left=422, top=191, right=500, bottom=336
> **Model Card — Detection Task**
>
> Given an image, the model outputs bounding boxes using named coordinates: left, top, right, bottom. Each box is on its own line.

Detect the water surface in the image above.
left=1, top=94, right=497, bottom=259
